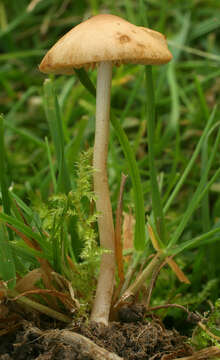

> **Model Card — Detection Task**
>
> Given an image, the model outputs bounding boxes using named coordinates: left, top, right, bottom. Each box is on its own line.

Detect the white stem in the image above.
left=90, top=61, right=115, bottom=325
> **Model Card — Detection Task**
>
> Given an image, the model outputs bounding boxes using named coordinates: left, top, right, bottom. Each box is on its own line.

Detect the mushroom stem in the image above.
left=90, top=61, right=115, bottom=325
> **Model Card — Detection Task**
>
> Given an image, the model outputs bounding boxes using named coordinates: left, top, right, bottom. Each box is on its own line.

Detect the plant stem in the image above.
left=119, top=253, right=165, bottom=304
left=90, top=61, right=115, bottom=325
left=145, top=66, right=166, bottom=242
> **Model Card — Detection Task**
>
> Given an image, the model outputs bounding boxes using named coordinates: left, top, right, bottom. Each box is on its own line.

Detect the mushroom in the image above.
left=39, top=14, right=172, bottom=325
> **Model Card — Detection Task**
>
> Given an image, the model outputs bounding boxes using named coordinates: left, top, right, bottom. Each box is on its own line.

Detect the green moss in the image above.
left=192, top=298, right=220, bottom=349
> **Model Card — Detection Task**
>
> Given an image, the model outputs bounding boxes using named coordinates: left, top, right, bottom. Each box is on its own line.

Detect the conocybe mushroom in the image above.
left=39, top=14, right=172, bottom=325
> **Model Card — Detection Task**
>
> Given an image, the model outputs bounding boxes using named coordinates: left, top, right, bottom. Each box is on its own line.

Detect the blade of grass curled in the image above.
left=145, top=66, right=166, bottom=243
left=164, top=106, right=217, bottom=214
left=74, top=68, right=146, bottom=250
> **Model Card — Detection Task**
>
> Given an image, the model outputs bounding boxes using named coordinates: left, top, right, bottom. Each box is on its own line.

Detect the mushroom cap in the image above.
left=39, top=14, right=172, bottom=75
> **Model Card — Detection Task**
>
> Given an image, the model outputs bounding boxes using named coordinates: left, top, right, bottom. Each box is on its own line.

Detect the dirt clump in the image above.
left=75, top=316, right=192, bottom=359
left=0, top=306, right=193, bottom=360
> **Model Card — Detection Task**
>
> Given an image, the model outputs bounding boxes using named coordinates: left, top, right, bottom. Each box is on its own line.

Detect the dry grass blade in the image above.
left=166, top=257, right=190, bottom=284
left=147, top=223, right=190, bottom=284
left=147, top=223, right=161, bottom=252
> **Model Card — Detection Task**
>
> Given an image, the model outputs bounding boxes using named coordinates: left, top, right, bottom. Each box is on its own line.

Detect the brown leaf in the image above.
left=15, top=268, right=43, bottom=293
left=122, top=211, right=135, bottom=261
left=115, top=174, right=127, bottom=283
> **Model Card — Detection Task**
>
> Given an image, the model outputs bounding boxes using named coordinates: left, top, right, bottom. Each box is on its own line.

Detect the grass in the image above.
left=0, top=0, right=220, bottom=335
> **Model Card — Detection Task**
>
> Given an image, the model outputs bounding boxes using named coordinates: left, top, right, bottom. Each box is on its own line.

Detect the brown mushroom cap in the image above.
left=39, top=14, right=172, bottom=75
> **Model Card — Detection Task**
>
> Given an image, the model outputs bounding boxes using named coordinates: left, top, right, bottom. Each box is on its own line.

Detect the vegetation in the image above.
left=0, top=0, right=220, bottom=350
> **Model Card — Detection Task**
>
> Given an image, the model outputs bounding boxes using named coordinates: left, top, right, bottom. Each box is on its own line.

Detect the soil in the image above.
left=0, top=304, right=194, bottom=360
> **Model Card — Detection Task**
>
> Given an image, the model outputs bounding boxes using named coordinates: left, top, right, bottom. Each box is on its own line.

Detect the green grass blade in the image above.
left=66, top=117, right=88, bottom=169
left=0, top=115, right=13, bottom=240
left=111, top=113, right=146, bottom=250
left=6, top=87, right=38, bottom=121
left=124, top=0, right=135, bottom=23
left=164, top=106, right=217, bottom=214
left=0, top=115, right=11, bottom=215
left=201, top=138, right=210, bottom=231
left=167, top=62, right=180, bottom=131
left=159, top=69, right=220, bottom=107
left=168, top=227, right=220, bottom=257
left=4, top=122, right=46, bottom=148
left=59, top=77, right=76, bottom=111
left=0, top=212, right=47, bottom=250
left=0, top=50, right=45, bottom=61
left=195, top=76, right=210, bottom=232
left=43, top=79, right=71, bottom=194
left=45, top=136, right=57, bottom=193
left=120, top=69, right=144, bottom=124
left=190, top=17, right=220, bottom=40
left=10, top=191, right=33, bottom=218
left=145, top=66, right=166, bottom=242
left=168, top=128, right=220, bottom=248
left=0, top=225, right=16, bottom=288
left=0, top=11, right=30, bottom=38
left=169, top=14, right=190, bottom=61
left=10, top=242, right=40, bottom=266
left=74, top=69, right=96, bottom=97
left=138, top=0, right=148, bottom=26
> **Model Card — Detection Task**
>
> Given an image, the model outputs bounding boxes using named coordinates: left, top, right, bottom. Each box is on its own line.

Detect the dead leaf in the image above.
left=123, top=211, right=135, bottom=261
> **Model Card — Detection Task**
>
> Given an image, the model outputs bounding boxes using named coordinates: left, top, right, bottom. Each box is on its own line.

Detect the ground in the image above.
left=0, top=305, right=193, bottom=360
